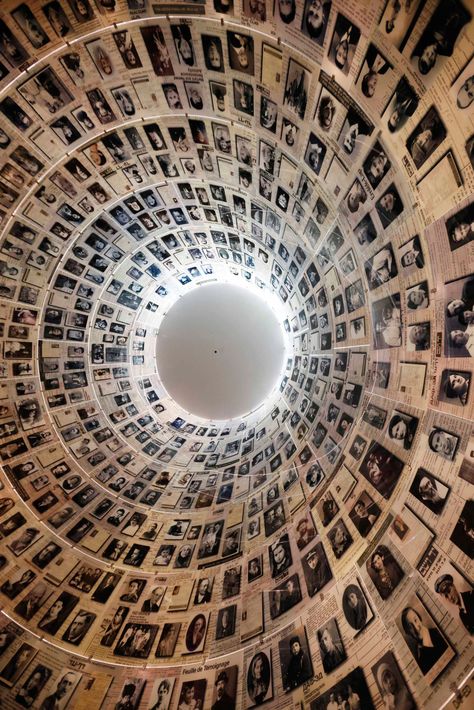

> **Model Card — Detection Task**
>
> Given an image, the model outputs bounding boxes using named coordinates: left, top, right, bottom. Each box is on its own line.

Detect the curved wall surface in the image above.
left=0, top=0, right=473, bottom=708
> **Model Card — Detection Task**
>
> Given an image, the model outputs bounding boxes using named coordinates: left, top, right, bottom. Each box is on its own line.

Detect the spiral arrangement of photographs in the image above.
left=0, top=0, right=473, bottom=708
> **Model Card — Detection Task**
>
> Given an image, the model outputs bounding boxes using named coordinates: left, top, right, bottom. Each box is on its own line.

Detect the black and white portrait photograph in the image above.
left=317, top=617, right=347, bottom=673
left=269, top=573, right=302, bottom=619
left=155, top=623, right=181, bottom=658
left=410, top=0, right=471, bottom=80
left=406, top=105, right=447, bottom=169
left=215, top=604, right=237, bottom=639
left=310, top=666, right=375, bottom=710
left=372, top=650, right=416, bottom=710
left=176, top=679, right=207, bottom=710
left=397, top=594, right=456, bottom=684
left=184, top=612, right=209, bottom=653
left=366, top=544, right=404, bottom=600
left=349, top=491, right=381, bottom=537
left=438, top=369, right=471, bottom=406
left=268, top=533, right=293, bottom=577
left=227, top=31, right=254, bottom=74
left=301, top=0, right=331, bottom=46
left=61, top=609, right=96, bottom=645
left=302, top=541, right=333, bottom=597
left=444, top=274, right=474, bottom=356
left=114, top=622, right=158, bottom=658
left=427, top=426, right=460, bottom=461
left=279, top=625, right=313, bottom=692
left=305, top=132, right=327, bottom=175
left=0, top=643, right=36, bottom=688
left=327, top=13, right=361, bottom=75
left=409, top=468, right=450, bottom=515
left=283, top=58, right=309, bottom=120
left=327, top=518, right=353, bottom=559
left=342, top=579, right=374, bottom=633
left=246, top=649, right=273, bottom=707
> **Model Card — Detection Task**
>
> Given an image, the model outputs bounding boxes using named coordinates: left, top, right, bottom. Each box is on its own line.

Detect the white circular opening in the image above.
left=156, top=283, right=286, bottom=420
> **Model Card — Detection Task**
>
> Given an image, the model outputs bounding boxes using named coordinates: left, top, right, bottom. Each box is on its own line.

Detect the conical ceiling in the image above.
left=0, top=0, right=472, bottom=708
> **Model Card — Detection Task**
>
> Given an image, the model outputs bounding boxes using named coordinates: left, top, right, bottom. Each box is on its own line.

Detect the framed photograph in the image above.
left=327, top=13, right=361, bottom=75
left=372, top=650, right=416, bottom=710
left=397, top=593, right=456, bottom=684
left=184, top=612, right=209, bottom=653
left=11, top=4, right=49, bottom=48
left=295, top=514, right=317, bottom=550
left=366, top=544, right=404, bottom=601
left=450, top=500, right=474, bottom=558
left=268, top=533, right=292, bottom=577
left=155, top=623, right=181, bottom=658
left=269, top=573, right=302, bottom=619
left=201, top=34, right=224, bottom=72
left=279, top=624, right=313, bottom=692
left=18, top=68, right=73, bottom=121
left=310, top=667, right=375, bottom=710
left=227, top=30, right=254, bottom=74
left=362, top=403, right=387, bottom=430
left=0, top=643, right=36, bottom=688
left=61, top=609, right=95, bottom=645
left=197, top=520, right=224, bottom=558
left=406, top=105, right=447, bottom=169
left=349, top=491, right=381, bottom=537
left=327, top=518, right=353, bottom=559
left=140, top=25, right=174, bottom=75
left=86, top=88, right=116, bottom=125
left=444, top=274, right=474, bottom=356
left=171, top=24, right=195, bottom=67
left=0, top=20, right=29, bottom=66
left=445, top=200, right=474, bottom=251
left=114, top=678, right=146, bottom=710
left=375, top=184, right=404, bottom=229
left=304, top=132, right=326, bottom=175
left=13, top=581, right=50, bottom=621
left=164, top=519, right=190, bottom=540
left=215, top=604, right=237, bottom=639
left=316, top=491, right=339, bottom=527
left=427, top=426, right=460, bottom=461
left=409, top=468, right=450, bottom=515
left=301, top=541, right=332, bottom=597
left=177, top=679, right=207, bottom=709
left=37, top=591, right=79, bottom=635
left=246, top=649, right=273, bottom=707
left=248, top=554, right=263, bottom=583
left=410, top=0, right=470, bottom=80
left=301, top=0, right=331, bottom=45
left=356, top=43, right=393, bottom=101
left=342, top=578, right=374, bottom=634
left=371, top=293, right=402, bottom=349
left=359, top=440, right=404, bottom=499
left=283, top=57, right=310, bottom=120
left=438, top=369, right=471, bottom=406
left=317, top=617, right=347, bottom=673
left=211, top=665, right=238, bottom=708
left=114, top=622, right=158, bottom=658
left=148, top=678, right=175, bottom=710
left=406, top=281, right=429, bottom=311
left=15, top=662, right=52, bottom=707
left=222, top=566, right=241, bottom=599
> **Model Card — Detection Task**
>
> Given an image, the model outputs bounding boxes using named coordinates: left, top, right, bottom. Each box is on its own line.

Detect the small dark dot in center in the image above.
left=214, top=350, right=218, bottom=354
